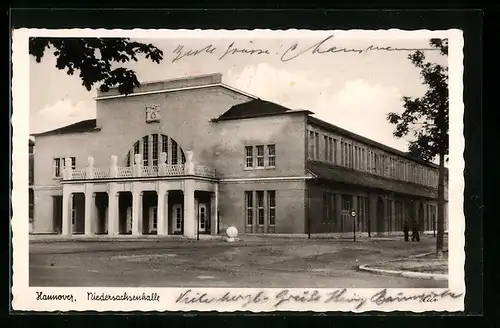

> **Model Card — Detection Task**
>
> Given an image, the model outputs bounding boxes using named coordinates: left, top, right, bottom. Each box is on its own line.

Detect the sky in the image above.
left=29, top=34, right=448, bottom=155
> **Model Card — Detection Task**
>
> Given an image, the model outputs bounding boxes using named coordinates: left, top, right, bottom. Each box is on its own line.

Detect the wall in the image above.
left=307, top=180, right=438, bottom=235
left=307, top=123, right=440, bottom=189
left=219, top=180, right=306, bottom=234
left=94, top=86, right=252, bottom=168
left=212, top=114, right=307, bottom=179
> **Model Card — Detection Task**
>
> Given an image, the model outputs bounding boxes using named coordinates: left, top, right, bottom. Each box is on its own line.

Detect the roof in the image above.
left=31, top=119, right=98, bottom=137
left=214, top=99, right=312, bottom=122
left=307, top=160, right=440, bottom=199
left=94, top=73, right=257, bottom=101
left=308, top=116, right=443, bottom=170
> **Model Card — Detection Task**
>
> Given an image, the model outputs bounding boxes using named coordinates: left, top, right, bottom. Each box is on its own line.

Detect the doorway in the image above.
left=198, top=203, right=208, bottom=233
left=171, top=204, right=183, bottom=234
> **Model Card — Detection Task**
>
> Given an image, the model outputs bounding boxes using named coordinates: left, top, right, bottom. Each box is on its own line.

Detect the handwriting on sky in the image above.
left=171, top=34, right=438, bottom=63
left=176, top=288, right=463, bottom=309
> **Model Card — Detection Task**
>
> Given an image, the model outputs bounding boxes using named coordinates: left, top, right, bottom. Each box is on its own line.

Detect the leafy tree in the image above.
left=387, top=38, right=448, bottom=258
left=29, top=37, right=164, bottom=95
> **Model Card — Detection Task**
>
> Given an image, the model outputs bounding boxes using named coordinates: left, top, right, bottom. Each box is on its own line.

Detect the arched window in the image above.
left=125, top=134, right=186, bottom=167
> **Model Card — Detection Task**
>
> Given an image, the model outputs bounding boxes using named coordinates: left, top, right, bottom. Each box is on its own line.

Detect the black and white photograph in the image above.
left=12, top=28, right=465, bottom=312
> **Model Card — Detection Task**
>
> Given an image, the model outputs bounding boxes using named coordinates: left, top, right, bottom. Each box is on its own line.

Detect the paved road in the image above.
left=29, top=235, right=447, bottom=288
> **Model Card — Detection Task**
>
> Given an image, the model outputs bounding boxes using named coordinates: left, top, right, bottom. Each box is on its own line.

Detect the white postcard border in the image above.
left=12, top=28, right=465, bottom=312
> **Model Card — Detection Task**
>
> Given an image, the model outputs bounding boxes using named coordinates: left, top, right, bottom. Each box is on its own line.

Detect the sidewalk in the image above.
left=358, top=250, right=448, bottom=281
left=29, top=232, right=411, bottom=244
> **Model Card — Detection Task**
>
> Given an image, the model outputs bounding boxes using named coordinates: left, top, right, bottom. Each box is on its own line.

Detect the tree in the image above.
left=387, top=39, right=448, bottom=258
left=29, top=37, right=164, bottom=95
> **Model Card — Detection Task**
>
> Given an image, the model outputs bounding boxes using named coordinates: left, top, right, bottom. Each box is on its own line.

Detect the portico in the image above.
left=60, top=151, right=219, bottom=239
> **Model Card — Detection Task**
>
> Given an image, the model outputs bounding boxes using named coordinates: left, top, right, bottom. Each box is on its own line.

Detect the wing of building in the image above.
left=30, top=73, right=449, bottom=238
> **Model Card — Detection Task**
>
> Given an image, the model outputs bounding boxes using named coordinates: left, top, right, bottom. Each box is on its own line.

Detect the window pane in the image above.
left=152, top=134, right=158, bottom=166
left=245, top=146, right=253, bottom=168
left=256, top=146, right=264, bottom=167
left=142, top=136, right=149, bottom=166
left=268, top=145, right=275, bottom=167
left=245, top=191, right=253, bottom=226
left=171, top=140, right=178, bottom=165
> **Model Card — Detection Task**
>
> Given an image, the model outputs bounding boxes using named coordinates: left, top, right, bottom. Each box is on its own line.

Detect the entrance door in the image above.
left=172, top=204, right=183, bottom=234
left=149, top=206, right=157, bottom=233
left=198, top=203, right=207, bottom=233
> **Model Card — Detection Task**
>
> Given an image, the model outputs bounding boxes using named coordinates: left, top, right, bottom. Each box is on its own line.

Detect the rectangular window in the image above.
left=152, top=134, right=158, bottom=166
left=53, top=157, right=76, bottom=177
left=134, top=141, right=140, bottom=155
left=309, top=131, right=315, bottom=159
left=142, top=136, right=149, bottom=166
left=161, top=135, right=168, bottom=164
left=329, top=138, right=334, bottom=162
left=245, top=146, right=253, bottom=168
left=267, top=145, right=276, bottom=167
left=256, top=191, right=264, bottom=225
left=54, top=158, right=61, bottom=177
left=171, top=140, right=178, bottom=165
left=245, top=191, right=253, bottom=226
left=348, top=144, right=352, bottom=168
left=333, top=139, right=337, bottom=164
left=315, top=132, right=319, bottom=159
left=256, top=145, right=264, bottom=167
left=268, top=191, right=276, bottom=225
left=324, top=136, right=328, bottom=161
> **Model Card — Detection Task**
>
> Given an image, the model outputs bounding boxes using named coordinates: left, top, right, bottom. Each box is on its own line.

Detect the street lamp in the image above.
left=351, top=209, right=357, bottom=242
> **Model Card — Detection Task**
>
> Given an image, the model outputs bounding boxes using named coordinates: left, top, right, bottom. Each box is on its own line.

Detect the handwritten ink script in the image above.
left=36, top=291, right=76, bottom=303
left=175, top=288, right=463, bottom=310
left=171, top=34, right=439, bottom=63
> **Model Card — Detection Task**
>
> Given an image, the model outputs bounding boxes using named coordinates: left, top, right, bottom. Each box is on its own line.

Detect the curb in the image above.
left=358, top=252, right=448, bottom=281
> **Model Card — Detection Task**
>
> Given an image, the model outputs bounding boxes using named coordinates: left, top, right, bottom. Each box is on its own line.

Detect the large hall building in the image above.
left=30, top=73, right=449, bottom=238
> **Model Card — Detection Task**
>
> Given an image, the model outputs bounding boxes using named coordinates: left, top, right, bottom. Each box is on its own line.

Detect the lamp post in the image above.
left=351, top=209, right=357, bottom=242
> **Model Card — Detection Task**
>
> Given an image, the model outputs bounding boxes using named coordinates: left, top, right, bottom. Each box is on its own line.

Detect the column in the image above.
left=107, top=186, right=119, bottom=235
left=62, top=190, right=72, bottom=236
left=132, top=191, right=143, bottom=236
left=84, top=186, right=95, bottom=235
left=183, top=179, right=196, bottom=238
left=157, top=189, right=166, bottom=235
left=210, top=184, right=219, bottom=235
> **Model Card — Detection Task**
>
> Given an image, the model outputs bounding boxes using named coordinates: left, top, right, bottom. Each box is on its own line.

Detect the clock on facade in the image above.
left=145, top=105, right=161, bottom=123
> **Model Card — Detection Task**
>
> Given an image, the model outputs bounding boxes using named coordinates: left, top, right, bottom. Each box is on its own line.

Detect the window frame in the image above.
left=256, top=145, right=265, bottom=168
left=245, top=191, right=253, bottom=226
left=245, top=146, right=254, bottom=168
left=267, top=144, right=276, bottom=168
left=268, top=190, right=276, bottom=226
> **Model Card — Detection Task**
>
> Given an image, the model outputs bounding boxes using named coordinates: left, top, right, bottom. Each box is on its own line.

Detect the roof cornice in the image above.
left=94, top=83, right=257, bottom=101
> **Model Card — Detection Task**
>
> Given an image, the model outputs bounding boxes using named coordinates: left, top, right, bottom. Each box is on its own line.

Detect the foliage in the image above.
left=29, top=37, right=164, bottom=95
left=387, top=38, right=449, bottom=162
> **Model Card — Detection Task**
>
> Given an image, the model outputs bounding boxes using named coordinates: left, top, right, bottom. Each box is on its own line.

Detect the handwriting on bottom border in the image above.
left=176, top=288, right=463, bottom=309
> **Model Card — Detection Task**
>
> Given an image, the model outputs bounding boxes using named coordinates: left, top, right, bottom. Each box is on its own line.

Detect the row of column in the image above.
left=61, top=180, right=219, bottom=238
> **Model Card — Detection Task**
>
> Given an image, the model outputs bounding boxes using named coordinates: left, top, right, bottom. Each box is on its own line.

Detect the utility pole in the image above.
left=351, top=209, right=357, bottom=242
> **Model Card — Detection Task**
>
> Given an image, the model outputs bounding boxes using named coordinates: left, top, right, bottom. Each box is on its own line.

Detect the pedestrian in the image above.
left=403, top=221, right=409, bottom=242
left=411, top=220, right=420, bottom=242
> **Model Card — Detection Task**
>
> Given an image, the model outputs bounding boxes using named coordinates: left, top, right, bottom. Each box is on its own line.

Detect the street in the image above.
left=29, top=235, right=448, bottom=288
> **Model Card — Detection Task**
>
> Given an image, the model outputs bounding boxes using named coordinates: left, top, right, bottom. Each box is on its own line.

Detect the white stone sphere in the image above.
left=226, top=226, right=238, bottom=238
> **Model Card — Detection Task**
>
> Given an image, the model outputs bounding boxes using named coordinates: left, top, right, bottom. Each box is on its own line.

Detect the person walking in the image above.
left=411, top=220, right=420, bottom=242
left=403, top=221, right=410, bottom=242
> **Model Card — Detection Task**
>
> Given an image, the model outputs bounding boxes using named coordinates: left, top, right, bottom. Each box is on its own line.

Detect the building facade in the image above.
left=31, top=73, right=448, bottom=238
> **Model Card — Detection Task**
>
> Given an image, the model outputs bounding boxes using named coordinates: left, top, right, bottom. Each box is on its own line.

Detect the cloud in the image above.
left=30, top=98, right=96, bottom=134
left=226, top=63, right=411, bottom=152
